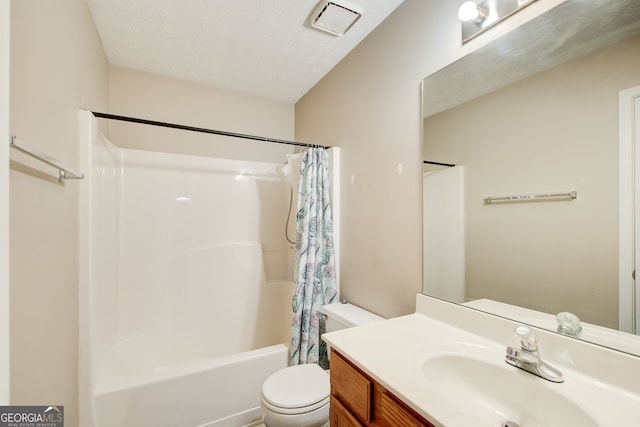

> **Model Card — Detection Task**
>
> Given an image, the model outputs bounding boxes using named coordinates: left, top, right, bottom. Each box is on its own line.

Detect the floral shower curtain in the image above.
left=288, top=148, right=337, bottom=369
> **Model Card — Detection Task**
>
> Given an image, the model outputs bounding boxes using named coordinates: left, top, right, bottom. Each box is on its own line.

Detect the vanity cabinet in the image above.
left=330, top=349, right=435, bottom=427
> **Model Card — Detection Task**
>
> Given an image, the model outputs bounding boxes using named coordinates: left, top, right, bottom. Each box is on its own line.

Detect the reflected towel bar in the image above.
left=483, top=191, right=577, bottom=204
left=10, top=135, right=84, bottom=183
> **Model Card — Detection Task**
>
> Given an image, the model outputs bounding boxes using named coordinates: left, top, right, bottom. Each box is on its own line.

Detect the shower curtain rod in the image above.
left=91, top=112, right=331, bottom=149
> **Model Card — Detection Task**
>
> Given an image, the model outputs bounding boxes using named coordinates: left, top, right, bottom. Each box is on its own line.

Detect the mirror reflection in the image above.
left=421, top=0, right=640, bottom=355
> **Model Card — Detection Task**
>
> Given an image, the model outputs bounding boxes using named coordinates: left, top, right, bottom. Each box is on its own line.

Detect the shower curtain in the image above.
left=288, top=148, right=337, bottom=368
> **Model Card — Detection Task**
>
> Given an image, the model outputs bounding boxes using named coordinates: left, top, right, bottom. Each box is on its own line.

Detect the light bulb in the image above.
left=458, top=1, right=480, bottom=22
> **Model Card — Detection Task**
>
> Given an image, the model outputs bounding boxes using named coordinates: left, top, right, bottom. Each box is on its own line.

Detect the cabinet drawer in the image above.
left=330, top=395, right=365, bottom=427
left=379, top=391, right=433, bottom=427
left=330, top=350, right=373, bottom=423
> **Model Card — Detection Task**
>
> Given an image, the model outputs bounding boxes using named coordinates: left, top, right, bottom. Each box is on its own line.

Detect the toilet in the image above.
left=260, top=302, right=384, bottom=427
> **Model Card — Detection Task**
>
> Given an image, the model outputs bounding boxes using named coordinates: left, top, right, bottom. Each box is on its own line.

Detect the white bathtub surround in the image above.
left=323, top=294, right=640, bottom=427
left=79, top=112, right=303, bottom=426
left=422, top=166, right=465, bottom=303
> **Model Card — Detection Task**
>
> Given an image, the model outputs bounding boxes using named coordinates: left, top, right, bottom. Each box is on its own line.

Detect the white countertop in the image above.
left=324, top=313, right=465, bottom=426
left=322, top=294, right=640, bottom=427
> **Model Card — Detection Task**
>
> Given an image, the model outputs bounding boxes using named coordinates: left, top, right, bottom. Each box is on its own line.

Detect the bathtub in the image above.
left=90, top=242, right=293, bottom=426
left=94, top=343, right=288, bottom=427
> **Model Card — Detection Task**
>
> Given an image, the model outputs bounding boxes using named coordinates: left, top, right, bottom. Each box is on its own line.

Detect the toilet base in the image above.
left=252, top=422, right=328, bottom=427
left=261, top=401, right=329, bottom=427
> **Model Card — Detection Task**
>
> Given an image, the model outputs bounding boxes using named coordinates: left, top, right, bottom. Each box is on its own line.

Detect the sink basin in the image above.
left=421, top=353, right=598, bottom=427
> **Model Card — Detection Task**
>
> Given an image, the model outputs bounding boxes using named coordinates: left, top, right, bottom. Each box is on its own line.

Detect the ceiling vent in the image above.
left=309, top=1, right=363, bottom=36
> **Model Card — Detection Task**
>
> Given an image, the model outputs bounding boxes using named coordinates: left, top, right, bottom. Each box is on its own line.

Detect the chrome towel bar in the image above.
left=9, top=135, right=84, bottom=183
left=483, top=191, right=577, bottom=205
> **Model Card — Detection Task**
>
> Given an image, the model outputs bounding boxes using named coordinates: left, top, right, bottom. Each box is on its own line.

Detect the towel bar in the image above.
left=483, top=191, right=577, bottom=204
left=10, top=135, right=84, bottom=183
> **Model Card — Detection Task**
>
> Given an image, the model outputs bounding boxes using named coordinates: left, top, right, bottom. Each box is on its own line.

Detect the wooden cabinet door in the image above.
left=378, top=391, right=433, bottom=427
left=331, top=395, right=365, bottom=427
left=331, top=350, right=373, bottom=423
left=330, top=349, right=435, bottom=427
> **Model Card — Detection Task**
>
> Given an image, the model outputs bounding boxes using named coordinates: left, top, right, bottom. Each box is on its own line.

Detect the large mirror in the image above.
left=421, top=0, right=640, bottom=355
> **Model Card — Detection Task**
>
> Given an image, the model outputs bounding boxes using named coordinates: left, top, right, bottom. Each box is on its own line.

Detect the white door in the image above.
left=620, top=85, right=640, bottom=334
left=636, top=94, right=640, bottom=334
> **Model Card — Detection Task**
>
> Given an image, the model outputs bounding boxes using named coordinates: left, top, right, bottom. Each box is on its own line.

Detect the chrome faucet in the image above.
left=505, top=325, right=564, bottom=383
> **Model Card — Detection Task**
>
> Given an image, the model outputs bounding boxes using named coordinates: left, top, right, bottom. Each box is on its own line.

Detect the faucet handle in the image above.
left=556, top=311, right=583, bottom=337
left=514, top=325, right=538, bottom=352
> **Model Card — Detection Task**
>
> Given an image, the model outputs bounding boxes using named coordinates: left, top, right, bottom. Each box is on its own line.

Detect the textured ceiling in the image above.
left=86, top=0, right=404, bottom=103
left=422, top=0, right=640, bottom=117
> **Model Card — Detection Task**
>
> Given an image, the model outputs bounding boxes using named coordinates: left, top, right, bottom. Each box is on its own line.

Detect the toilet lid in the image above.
left=262, top=364, right=330, bottom=410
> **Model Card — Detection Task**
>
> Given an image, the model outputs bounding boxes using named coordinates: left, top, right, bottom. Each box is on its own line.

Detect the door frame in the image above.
left=619, top=84, right=640, bottom=334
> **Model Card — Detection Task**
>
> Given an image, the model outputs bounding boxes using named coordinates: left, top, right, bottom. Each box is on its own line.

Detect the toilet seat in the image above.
left=261, top=395, right=329, bottom=415
left=261, top=364, right=329, bottom=415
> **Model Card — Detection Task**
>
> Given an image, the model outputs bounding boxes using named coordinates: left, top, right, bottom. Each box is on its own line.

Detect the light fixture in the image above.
left=309, top=0, right=363, bottom=37
left=458, top=0, right=538, bottom=44
left=458, top=1, right=488, bottom=24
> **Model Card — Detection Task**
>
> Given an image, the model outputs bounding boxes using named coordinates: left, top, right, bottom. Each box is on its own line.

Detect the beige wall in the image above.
left=296, top=1, right=436, bottom=319
left=9, top=0, right=109, bottom=424
left=424, top=35, right=640, bottom=328
left=294, top=0, right=566, bottom=318
left=1, top=0, right=10, bottom=404
left=108, top=65, right=295, bottom=163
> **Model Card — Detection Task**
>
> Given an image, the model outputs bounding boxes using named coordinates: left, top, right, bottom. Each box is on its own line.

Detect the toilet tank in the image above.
left=321, top=302, right=384, bottom=333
